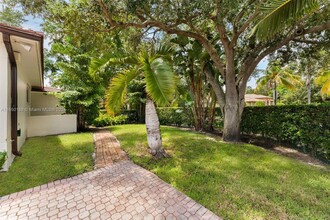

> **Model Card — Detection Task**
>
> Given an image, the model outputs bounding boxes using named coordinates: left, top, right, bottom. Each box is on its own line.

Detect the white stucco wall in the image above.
left=30, top=92, right=65, bottom=116
left=17, top=68, right=30, bottom=151
left=27, top=114, right=77, bottom=137
left=0, top=42, right=9, bottom=153
left=0, top=42, right=13, bottom=171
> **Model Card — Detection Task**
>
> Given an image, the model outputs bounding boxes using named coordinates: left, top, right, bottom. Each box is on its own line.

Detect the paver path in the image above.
left=94, top=129, right=128, bottom=169
left=0, top=130, right=222, bottom=220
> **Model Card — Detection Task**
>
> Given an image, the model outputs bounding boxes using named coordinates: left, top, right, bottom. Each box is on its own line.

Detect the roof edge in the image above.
left=0, top=23, right=44, bottom=88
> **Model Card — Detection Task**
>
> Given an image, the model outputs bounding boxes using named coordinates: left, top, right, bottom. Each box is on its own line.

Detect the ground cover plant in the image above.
left=0, top=133, right=94, bottom=196
left=111, top=124, right=330, bottom=220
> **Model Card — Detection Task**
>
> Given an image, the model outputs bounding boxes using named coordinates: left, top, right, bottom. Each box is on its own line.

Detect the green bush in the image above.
left=157, top=107, right=193, bottom=127
left=157, top=107, right=224, bottom=130
left=121, top=110, right=139, bottom=123
left=255, top=101, right=266, bottom=106
left=93, top=114, right=128, bottom=127
left=241, top=105, right=330, bottom=161
left=0, top=152, right=6, bottom=169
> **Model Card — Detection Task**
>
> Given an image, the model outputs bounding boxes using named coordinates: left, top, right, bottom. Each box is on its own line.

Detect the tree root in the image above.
left=150, top=149, right=170, bottom=159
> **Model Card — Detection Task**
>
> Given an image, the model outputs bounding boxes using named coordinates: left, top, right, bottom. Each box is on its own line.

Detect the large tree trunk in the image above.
left=222, top=49, right=243, bottom=142
left=77, top=105, right=85, bottom=131
left=145, top=98, right=168, bottom=158
left=222, top=96, right=243, bottom=142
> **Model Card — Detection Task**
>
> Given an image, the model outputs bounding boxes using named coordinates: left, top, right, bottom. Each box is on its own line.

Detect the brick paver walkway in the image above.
left=0, top=130, right=222, bottom=220
left=94, top=130, right=128, bottom=169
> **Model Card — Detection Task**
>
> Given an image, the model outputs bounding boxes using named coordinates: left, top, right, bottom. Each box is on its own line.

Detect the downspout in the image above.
left=3, top=33, right=22, bottom=156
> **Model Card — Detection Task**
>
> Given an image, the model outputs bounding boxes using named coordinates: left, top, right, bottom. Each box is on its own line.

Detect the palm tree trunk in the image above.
left=145, top=98, right=168, bottom=158
left=273, top=82, right=277, bottom=105
left=306, top=75, right=311, bottom=104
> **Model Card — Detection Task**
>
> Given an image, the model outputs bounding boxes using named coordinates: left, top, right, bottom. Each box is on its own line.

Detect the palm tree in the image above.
left=256, top=65, right=301, bottom=105
left=91, top=46, right=175, bottom=158
left=315, top=69, right=330, bottom=98
left=253, top=0, right=319, bottom=40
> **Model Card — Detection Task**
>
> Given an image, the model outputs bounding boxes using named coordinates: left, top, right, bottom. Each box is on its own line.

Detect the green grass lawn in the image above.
left=0, top=133, right=94, bottom=196
left=111, top=124, right=330, bottom=220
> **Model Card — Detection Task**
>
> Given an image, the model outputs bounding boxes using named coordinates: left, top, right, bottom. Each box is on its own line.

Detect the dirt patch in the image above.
left=241, top=135, right=329, bottom=169
left=175, top=126, right=329, bottom=168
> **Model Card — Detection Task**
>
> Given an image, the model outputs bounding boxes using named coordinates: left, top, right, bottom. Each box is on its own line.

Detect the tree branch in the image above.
left=204, top=68, right=225, bottom=114
left=97, top=0, right=227, bottom=78
left=305, top=20, right=330, bottom=34
left=292, top=39, right=320, bottom=44
left=238, top=20, right=330, bottom=91
left=231, top=11, right=259, bottom=47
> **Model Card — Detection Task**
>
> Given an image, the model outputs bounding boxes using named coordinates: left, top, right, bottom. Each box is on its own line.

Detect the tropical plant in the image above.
left=91, top=45, right=176, bottom=158
left=171, top=36, right=218, bottom=131
left=12, top=0, right=330, bottom=142
left=256, top=65, right=302, bottom=105
left=252, top=0, right=319, bottom=40
left=315, top=69, right=330, bottom=98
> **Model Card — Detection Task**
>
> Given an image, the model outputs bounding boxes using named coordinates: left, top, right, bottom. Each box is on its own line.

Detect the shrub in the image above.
left=255, top=101, right=266, bottom=106
left=157, top=107, right=193, bottom=127
left=157, top=107, right=224, bottom=130
left=121, top=110, right=139, bottom=123
left=93, top=114, right=128, bottom=127
left=241, top=105, right=330, bottom=161
left=0, top=152, right=6, bottom=169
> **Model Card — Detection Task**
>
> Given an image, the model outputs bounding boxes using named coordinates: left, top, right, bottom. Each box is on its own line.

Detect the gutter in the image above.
left=3, top=33, right=22, bottom=156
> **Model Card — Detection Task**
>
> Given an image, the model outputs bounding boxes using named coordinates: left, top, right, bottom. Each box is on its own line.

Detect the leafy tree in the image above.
left=280, top=83, right=323, bottom=104
left=270, top=47, right=330, bottom=103
left=91, top=45, right=176, bottom=158
left=94, top=0, right=330, bottom=141
left=48, top=38, right=104, bottom=131
left=256, top=65, right=302, bottom=105
left=13, top=0, right=330, bottom=142
left=0, top=5, right=26, bottom=27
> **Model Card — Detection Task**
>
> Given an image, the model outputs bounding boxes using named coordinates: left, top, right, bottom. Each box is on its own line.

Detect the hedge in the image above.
left=93, top=114, right=128, bottom=127
left=157, top=107, right=194, bottom=127
left=157, top=107, right=224, bottom=130
left=241, top=105, right=330, bottom=161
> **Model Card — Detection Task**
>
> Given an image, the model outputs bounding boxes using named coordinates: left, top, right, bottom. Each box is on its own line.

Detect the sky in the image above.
left=21, top=15, right=268, bottom=88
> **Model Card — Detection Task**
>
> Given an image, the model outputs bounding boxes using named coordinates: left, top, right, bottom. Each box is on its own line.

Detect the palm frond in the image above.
left=89, top=53, right=138, bottom=78
left=321, top=79, right=330, bottom=95
left=252, top=0, right=319, bottom=40
left=144, top=58, right=176, bottom=106
left=315, top=70, right=330, bottom=95
left=106, top=68, right=140, bottom=114
left=279, top=77, right=295, bottom=90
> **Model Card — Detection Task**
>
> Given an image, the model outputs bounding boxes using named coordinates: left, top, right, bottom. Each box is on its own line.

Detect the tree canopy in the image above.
left=10, top=0, right=330, bottom=141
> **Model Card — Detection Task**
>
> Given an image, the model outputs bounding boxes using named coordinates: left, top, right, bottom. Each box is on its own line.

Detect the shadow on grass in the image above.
left=110, top=124, right=330, bottom=220
left=0, top=132, right=94, bottom=196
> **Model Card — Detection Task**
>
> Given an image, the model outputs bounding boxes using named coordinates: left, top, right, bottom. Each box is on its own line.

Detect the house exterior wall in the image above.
left=0, top=42, right=13, bottom=171
left=30, top=92, right=65, bottom=116
left=17, top=68, right=30, bottom=150
left=0, top=42, right=8, bottom=153
left=27, top=114, right=77, bottom=137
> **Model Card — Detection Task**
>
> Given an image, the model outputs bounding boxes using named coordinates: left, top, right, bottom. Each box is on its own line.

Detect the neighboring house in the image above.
left=0, top=23, right=77, bottom=171
left=245, top=94, right=274, bottom=106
